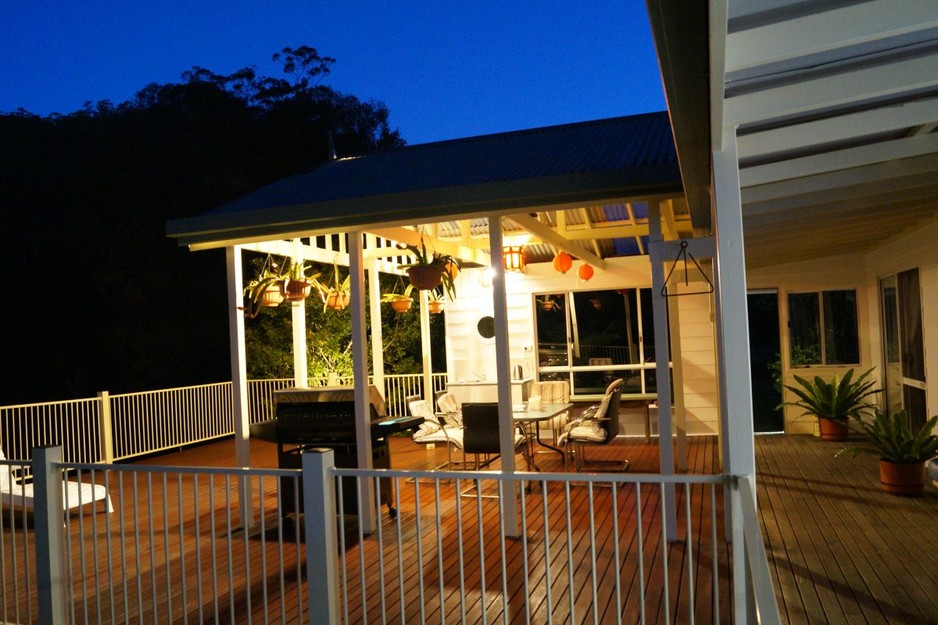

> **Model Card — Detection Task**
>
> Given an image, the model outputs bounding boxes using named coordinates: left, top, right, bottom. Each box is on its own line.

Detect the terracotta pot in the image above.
left=285, top=279, right=312, bottom=301
left=260, top=284, right=284, bottom=307
left=879, top=460, right=926, bottom=496
left=390, top=299, right=412, bottom=313
left=325, top=290, right=350, bottom=310
left=428, top=300, right=444, bottom=314
left=817, top=417, right=849, bottom=441
left=407, top=265, right=443, bottom=290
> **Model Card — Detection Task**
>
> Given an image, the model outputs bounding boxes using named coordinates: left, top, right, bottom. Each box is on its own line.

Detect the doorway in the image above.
left=748, top=290, right=784, bottom=433
left=880, top=269, right=927, bottom=430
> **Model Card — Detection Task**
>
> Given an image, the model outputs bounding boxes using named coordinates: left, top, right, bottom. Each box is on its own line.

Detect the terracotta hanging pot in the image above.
left=879, top=460, right=926, bottom=496
left=407, top=265, right=443, bottom=290
left=285, top=279, right=312, bottom=301
left=817, top=417, right=849, bottom=441
left=428, top=300, right=445, bottom=314
left=325, top=290, right=350, bottom=310
left=260, top=284, right=285, bottom=307
left=390, top=299, right=412, bottom=313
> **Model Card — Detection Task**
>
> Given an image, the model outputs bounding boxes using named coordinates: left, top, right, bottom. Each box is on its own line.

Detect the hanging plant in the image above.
left=427, top=288, right=445, bottom=314
left=381, top=282, right=415, bottom=313
left=397, top=238, right=459, bottom=300
left=284, top=258, right=318, bottom=302
left=552, top=251, right=573, bottom=274
left=313, top=260, right=351, bottom=312
left=242, top=255, right=286, bottom=317
left=537, top=295, right=560, bottom=311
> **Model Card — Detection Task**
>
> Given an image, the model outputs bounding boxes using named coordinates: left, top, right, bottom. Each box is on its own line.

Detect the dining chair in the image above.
left=460, top=402, right=529, bottom=498
left=528, top=380, right=570, bottom=445
left=558, top=378, right=627, bottom=471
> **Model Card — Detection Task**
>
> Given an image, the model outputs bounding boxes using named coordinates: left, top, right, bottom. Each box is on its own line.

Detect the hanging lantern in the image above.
left=552, top=251, right=573, bottom=274
left=502, top=246, right=526, bottom=273
left=577, top=263, right=594, bottom=281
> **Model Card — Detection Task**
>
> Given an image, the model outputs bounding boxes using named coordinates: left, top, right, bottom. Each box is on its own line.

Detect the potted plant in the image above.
left=314, top=261, right=351, bottom=311
left=381, top=283, right=415, bottom=313
left=842, top=409, right=938, bottom=496
left=283, top=258, right=319, bottom=302
left=397, top=239, right=459, bottom=300
left=242, top=255, right=286, bottom=316
left=426, top=288, right=445, bottom=314
left=781, top=367, right=880, bottom=441
left=537, top=295, right=560, bottom=311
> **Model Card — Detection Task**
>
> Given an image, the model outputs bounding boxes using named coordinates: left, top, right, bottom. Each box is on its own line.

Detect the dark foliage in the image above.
left=0, top=46, right=404, bottom=403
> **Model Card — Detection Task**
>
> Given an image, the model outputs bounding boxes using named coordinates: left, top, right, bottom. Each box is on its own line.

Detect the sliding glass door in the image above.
left=880, top=269, right=927, bottom=430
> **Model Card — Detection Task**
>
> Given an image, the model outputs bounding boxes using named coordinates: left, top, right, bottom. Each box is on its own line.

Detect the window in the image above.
left=534, top=288, right=663, bottom=395
left=788, top=290, right=859, bottom=366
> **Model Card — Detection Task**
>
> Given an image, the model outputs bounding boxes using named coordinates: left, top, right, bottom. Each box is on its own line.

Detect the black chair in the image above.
left=559, top=378, right=627, bottom=471
left=460, top=402, right=529, bottom=498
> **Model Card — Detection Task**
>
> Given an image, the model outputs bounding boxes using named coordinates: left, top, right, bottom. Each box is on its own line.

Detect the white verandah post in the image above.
left=713, top=126, right=757, bottom=622
left=226, top=245, right=254, bottom=528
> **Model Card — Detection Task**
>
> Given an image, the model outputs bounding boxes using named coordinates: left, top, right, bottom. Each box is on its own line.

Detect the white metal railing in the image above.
left=0, top=456, right=37, bottom=625
left=21, top=448, right=780, bottom=625
left=0, top=374, right=449, bottom=464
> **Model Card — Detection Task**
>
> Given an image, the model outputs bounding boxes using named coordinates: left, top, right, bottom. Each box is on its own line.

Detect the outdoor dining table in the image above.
left=512, top=401, right=573, bottom=470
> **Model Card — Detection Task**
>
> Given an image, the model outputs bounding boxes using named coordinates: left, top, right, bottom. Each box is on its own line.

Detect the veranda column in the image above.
left=226, top=245, right=253, bottom=528
left=291, top=242, right=308, bottom=388
left=713, top=126, right=757, bottom=623
left=367, top=244, right=385, bottom=395
left=488, top=216, right=520, bottom=537
left=349, top=230, right=376, bottom=533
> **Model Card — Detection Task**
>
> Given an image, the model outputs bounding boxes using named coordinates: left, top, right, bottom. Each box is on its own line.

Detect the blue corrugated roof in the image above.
left=168, top=111, right=681, bottom=247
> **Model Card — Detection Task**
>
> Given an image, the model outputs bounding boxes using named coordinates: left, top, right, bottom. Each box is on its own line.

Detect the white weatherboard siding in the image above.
left=748, top=254, right=873, bottom=434
left=674, top=286, right=719, bottom=436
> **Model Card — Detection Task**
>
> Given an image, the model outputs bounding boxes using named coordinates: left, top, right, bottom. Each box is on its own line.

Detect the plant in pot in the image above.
left=781, top=367, right=880, bottom=441
left=242, top=256, right=286, bottom=317
left=840, top=409, right=938, bottom=496
left=314, top=261, right=351, bottom=311
left=397, top=239, right=459, bottom=300
left=283, top=258, right=319, bottom=302
left=381, top=283, right=415, bottom=313
left=537, top=295, right=560, bottom=311
left=426, top=288, right=445, bottom=314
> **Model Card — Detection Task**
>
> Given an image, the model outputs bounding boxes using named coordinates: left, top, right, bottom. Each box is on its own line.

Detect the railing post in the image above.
left=97, top=391, right=114, bottom=463
left=303, top=448, right=339, bottom=625
left=730, top=477, right=757, bottom=625
left=33, top=446, right=67, bottom=625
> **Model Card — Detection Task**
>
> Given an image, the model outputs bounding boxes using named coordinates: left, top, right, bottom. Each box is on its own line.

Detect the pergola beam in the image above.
left=508, top=213, right=606, bottom=270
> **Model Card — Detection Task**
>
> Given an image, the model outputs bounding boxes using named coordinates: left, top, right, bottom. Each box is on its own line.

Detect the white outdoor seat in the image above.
left=0, top=448, right=114, bottom=514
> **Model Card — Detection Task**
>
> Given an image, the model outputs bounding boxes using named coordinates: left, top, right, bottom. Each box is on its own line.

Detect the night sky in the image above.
left=0, top=1, right=665, bottom=144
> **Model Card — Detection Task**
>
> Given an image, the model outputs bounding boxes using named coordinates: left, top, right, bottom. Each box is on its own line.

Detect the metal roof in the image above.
left=167, top=112, right=684, bottom=250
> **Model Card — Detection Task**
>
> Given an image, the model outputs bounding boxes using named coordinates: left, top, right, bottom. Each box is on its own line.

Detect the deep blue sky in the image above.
left=0, top=1, right=665, bottom=145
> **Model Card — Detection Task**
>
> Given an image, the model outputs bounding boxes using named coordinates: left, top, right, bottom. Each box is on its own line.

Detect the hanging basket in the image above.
left=285, top=279, right=312, bottom=301
left=324, top=290, right=350, bottom=310
left=407, top=265, right=443, bottom=290
left=390, top=299, right=412, bottom=313
left=428, top=300, right=445, bottom=314
left=260, top=284, right=285, bottom=307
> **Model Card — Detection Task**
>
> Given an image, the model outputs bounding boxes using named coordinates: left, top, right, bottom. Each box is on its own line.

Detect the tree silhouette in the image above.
left=0, top=46, right=405, bottom=404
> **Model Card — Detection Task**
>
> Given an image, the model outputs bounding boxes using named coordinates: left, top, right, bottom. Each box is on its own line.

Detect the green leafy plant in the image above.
left=380, top=283, right=414, bottom=304
left=842, top=410, right=938, bottom=463
left=781, top=367, right=880, bottom=422
left=313, top=260, right=351, bottom=312
left=397, top=239, right=459, bottom=300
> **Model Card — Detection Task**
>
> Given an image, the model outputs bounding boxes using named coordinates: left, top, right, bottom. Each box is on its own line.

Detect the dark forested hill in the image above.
left=0, top=47, right=404, bottom=404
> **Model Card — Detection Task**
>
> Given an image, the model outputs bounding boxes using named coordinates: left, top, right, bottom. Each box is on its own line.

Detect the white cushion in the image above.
left=0, top=448, right=9, bottom=491
left=413, top=427, right=463, bottom=449
left=408, top=400, right=441, bottom=436
left=568, top=423, right=607, bottom=443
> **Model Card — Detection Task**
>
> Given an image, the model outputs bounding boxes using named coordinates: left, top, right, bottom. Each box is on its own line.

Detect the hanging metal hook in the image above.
left=660, top=240, right=714, bottom=297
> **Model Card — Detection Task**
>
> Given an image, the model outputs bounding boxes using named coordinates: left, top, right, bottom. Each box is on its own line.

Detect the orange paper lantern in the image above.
left=577, top=263, right=594, bottom=281
left=552, top=251, right=573, bottom=274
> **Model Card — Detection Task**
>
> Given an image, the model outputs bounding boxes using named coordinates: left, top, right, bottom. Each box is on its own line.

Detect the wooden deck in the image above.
left=3, top=433, right=936, bottom=624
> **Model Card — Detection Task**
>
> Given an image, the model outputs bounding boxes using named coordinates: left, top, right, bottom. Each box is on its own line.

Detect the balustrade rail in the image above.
left=12, top=447, right=779, bottom=625
left=0, top=374, right=449, bottom=464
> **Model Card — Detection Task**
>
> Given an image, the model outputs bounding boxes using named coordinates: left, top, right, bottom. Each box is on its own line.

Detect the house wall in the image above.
left=672, top=285, right=719, bottom=436
left=862, top=217, right=938, bottom=418
left=748, top=254, right=875, bottom=433
left=443, top=256, right=719, bottom=436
